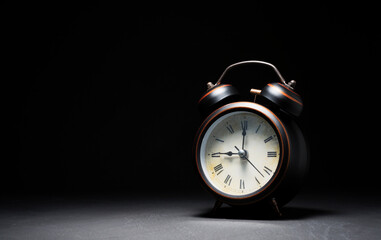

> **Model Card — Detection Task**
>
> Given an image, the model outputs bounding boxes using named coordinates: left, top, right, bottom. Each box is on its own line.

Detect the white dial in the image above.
left=199, top=111, right=281, bottom=197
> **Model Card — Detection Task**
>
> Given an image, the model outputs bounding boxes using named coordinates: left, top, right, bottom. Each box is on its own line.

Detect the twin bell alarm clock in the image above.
left=194, top=60, right=309, bottom=214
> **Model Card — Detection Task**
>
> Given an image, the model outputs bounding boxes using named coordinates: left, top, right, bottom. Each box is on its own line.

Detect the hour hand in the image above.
left=211, top=151, right=238, bottom=157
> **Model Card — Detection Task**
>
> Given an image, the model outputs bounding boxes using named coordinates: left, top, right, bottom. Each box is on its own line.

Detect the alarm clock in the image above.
left=194, top=60, right=309, bottom=214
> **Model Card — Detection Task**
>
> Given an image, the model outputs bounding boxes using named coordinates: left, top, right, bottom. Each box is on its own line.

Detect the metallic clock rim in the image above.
left=194, top=102, right=291, bottom=204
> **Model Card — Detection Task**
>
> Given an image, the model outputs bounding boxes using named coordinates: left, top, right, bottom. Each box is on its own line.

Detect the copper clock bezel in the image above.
left=194, top=101, right=291, bottom=205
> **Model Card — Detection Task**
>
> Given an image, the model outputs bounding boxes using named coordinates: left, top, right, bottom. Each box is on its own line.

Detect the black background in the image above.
left=3, top=2, right=380, bottom=197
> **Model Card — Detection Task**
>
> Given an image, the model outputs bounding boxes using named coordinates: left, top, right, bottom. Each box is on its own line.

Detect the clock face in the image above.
left=199, top=110, right=282, bottom=198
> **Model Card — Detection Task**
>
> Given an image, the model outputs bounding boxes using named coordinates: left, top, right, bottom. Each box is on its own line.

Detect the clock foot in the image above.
left=271, top=198, right=282, bottom=217
left=211, top=200, right=223, bottom=214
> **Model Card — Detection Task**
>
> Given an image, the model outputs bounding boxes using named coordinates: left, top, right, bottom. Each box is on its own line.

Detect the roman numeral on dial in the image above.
left=255, top=177, right=260, bottom=185
left=267, top=151, right=277, bottom=157
left=264, top=136, right=273, bottom=143
left=240, top=179, right=245, bottom=189
left=226, top=124, right=234, bottom=134
left=213, top=135, right=224, bottom=142
left=255, top=124, right=261, bottom=133
left=263, top=166, right=272, bottom=175
left=224, top=174, right=232, bottom=185
left=214, top=164, right=223, bottom=175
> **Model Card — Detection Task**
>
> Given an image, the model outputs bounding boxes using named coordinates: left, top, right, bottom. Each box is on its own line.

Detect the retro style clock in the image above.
left=194, top=61, right=309, bottom=214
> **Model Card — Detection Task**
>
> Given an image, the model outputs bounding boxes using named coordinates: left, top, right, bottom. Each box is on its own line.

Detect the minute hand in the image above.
left=243, top=156, right=264, bottom=177
left=241, top=121, right=247, bottom=149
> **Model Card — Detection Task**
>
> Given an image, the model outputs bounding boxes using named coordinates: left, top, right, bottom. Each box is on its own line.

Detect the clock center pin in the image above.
left=237, top=149, right=247, bottom=158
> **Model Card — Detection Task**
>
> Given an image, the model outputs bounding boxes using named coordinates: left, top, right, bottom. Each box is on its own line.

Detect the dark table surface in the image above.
left=0, top=190, right=380, bottom=240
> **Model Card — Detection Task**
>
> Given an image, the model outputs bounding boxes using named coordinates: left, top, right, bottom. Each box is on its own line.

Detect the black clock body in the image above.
left=194, top=101, right=309, bottom=208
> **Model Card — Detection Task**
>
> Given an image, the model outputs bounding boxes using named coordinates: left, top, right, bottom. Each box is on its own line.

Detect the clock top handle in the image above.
left=207, top=60, right=296, bottom=90
left=198, top=60, right=303, bottom=117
